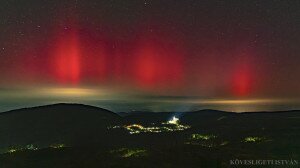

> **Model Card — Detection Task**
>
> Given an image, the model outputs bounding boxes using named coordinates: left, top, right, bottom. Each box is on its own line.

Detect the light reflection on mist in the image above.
left=158, top=98, right=300, bottom=112
left=0, top=87, right=299, bottom=113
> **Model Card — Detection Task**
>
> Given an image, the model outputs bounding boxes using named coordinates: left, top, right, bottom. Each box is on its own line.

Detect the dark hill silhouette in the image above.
left=0, top=104, right=299, bottom=167
left=0, top=103, right=123, bottom=152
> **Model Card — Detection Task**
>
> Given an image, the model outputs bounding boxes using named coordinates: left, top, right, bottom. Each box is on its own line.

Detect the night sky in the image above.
left=0, top=0, right=299, bottom=112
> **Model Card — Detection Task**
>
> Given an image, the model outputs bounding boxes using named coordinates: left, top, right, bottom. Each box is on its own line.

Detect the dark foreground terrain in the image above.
left=0, top=104, right=299, bottom=168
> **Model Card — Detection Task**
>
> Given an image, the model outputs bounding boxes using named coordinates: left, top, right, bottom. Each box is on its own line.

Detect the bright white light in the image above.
left=168, top=116, right=179, bottom=125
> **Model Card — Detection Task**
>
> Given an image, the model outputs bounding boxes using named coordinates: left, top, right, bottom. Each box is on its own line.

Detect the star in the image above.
left=144, top=0, right=148, bottom=6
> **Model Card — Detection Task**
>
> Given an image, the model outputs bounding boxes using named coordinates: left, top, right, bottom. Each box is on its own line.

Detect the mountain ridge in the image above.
left=1, top=103, right=300, bottom=115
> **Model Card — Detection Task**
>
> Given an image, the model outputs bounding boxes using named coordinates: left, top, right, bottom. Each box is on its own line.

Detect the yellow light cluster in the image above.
left=5, top=144, right=38, bottom=154
left=3, top=143, right=67, bottom=154
left=184, top=133, right=225, bottom=148
left=109, top=148, right=148, bottom=158
left=243, top=136, right=267, bottom=143
left=114, top=120, right=191, bottom=134
left=109, top=116, right=191, bottom=134
left=7, top=149, right=17, bottom=153
left=50, top=143, right=66, bottom=149
left=190, top=134, right=217, bottom=140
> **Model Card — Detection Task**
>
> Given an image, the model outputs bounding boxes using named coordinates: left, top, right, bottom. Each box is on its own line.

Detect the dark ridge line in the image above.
left=118, top=109, right=300, bottom=115
left=239, top=110, right=300, bottom=114
left=0, top=103, right=117, bottom=116
left=0, top=103, right=299, bottom=116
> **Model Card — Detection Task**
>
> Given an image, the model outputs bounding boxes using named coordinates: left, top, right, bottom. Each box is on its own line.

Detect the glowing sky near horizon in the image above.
left=0, top=0, right=299, bottom=112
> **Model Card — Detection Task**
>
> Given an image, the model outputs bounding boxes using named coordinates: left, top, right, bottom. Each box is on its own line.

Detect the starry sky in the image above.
left=0, top=0, right=300, bottom=112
